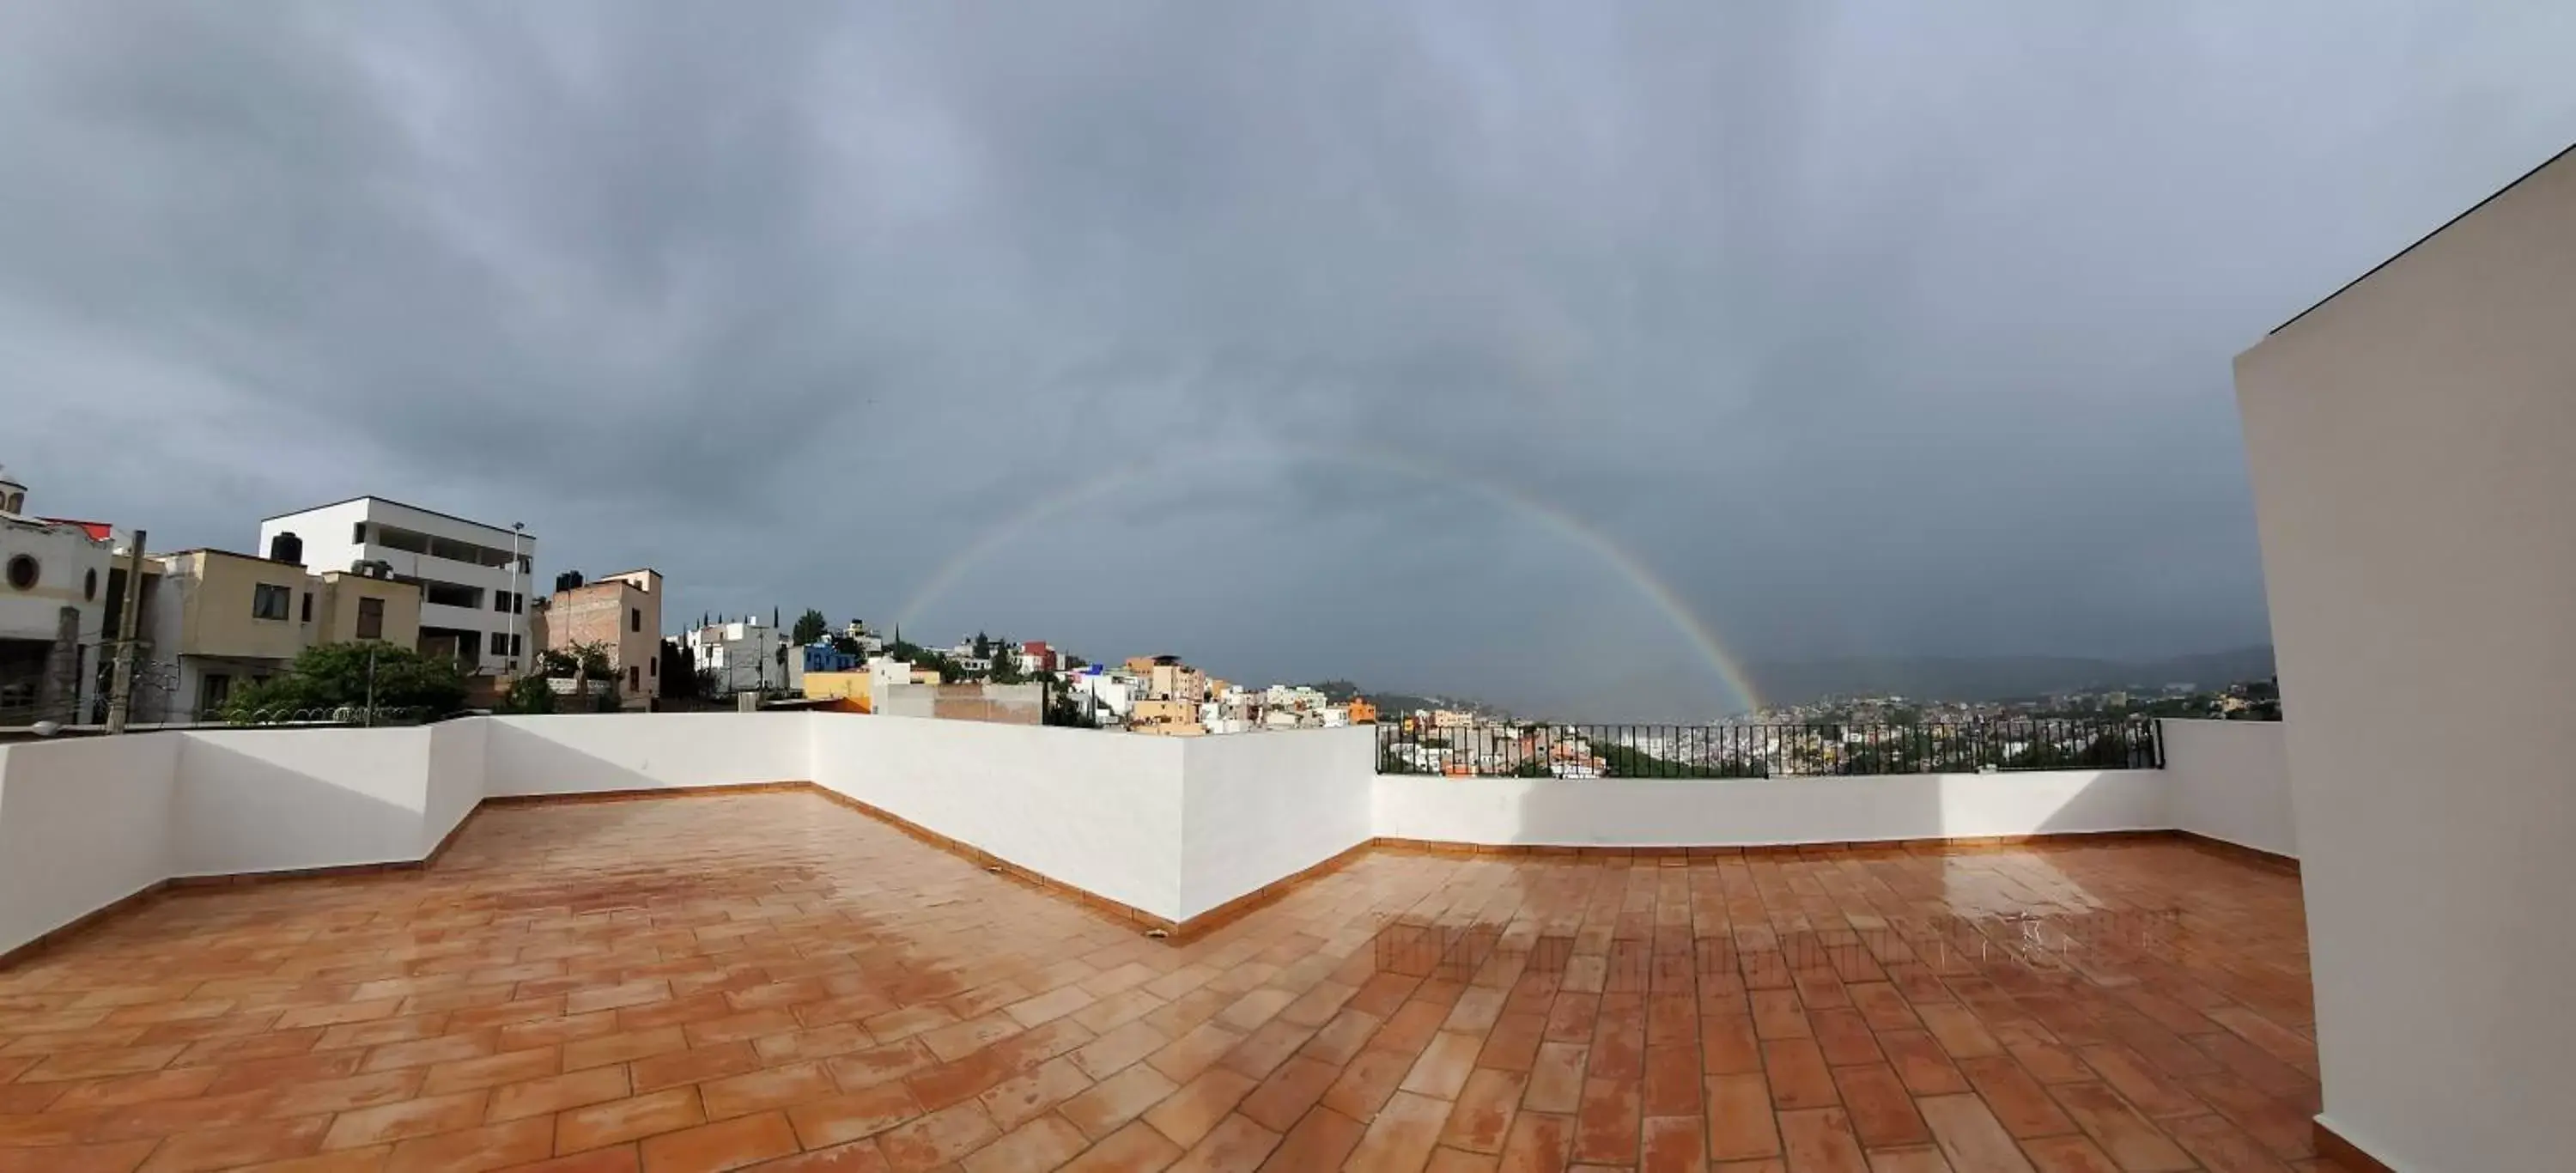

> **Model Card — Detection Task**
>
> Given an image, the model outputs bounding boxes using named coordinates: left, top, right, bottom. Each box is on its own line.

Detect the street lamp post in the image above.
left=508, top=522, right=526, bottom=673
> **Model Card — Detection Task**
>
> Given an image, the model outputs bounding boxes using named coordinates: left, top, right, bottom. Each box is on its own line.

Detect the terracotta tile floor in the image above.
left=0, top=791, right=2349, bottom=1172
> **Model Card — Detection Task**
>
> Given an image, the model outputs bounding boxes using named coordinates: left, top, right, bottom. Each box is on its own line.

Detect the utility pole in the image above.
left=104, top=529, right=148, bottom=734
left=508, top=522, right=526, bottom=674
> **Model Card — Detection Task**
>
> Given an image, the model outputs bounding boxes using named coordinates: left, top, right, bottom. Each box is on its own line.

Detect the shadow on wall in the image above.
left=482, top=714, right=810, bottom=798
left=173, top=737, right=430, bottom=877
left=484, top=720, right=687, bottom=798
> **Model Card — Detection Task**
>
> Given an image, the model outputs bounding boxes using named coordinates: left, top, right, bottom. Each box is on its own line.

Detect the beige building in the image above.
left=533, top=569, right=664, bottom=705
left=1128, top=696, right=1203, bottom=736
left=145, top=549, right=422, bottom=719
left=801, top=670, right=872, bottom=710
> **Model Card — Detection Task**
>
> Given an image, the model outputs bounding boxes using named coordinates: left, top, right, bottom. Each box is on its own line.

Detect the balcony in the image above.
left=0, top=713, right=2313, bottom=1170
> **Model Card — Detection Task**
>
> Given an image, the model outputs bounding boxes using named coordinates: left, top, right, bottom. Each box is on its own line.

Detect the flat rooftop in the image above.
left=0, top=790, right=2327, bottom=1171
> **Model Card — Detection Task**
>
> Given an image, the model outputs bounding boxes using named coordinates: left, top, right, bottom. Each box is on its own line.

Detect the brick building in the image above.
left=533, top=568, right=664, bottom=706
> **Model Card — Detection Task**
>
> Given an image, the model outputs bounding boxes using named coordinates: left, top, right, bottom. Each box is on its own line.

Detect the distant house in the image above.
left=0, top=467, right=122, bottom=723
left=532, top=569, right=665, bottom=707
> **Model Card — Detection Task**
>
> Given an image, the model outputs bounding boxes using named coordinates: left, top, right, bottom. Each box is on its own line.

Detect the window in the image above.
left=353, top=522, right=367, bottom=544
left=83, top=568, right=98, bottom=600
left=252, top=583, right=291, bottom=620
left=493, top=591, right=514, bottom=613
left=629, top=607, right=641, bottom=633
left=648, top=659, right=656, bottom=678
left=627, top=666, right=640, bottom=690
left=301, top=592, right=313, bottom=623
left=198, top=673, right=232, bottom=715
left=422, top=580, right=481, bottom=609
left=356, top=597, right=385, bottom=640
left=513, top=593, right=524, bottom=614
left=4, top=555, right=34, bottom=591
left=519, top=555, right=532, bottom=574
left=375, top=526, right=430, bottom=556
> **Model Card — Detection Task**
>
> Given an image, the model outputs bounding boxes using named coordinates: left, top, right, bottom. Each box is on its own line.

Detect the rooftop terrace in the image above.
left=0, top=783, right=2326, bottom=1172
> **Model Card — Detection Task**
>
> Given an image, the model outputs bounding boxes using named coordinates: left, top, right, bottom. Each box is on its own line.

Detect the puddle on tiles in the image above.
left=1364, top=907, right=2189, bottom=983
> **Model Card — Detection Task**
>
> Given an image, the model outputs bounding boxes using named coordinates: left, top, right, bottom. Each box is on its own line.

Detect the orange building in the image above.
left=1347, top=697, right=1378, bottom=724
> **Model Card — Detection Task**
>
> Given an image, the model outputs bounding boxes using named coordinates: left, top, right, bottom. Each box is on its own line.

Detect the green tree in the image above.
left=973, top=631, right=992, bottom=659
left=659, top=639, right=699, bottom=700
left=988, top=638, right=1025, bottom=684
left=792, top=609, right=829, bottom=646
left=1042, top=680, right=1090, bottom=726
left=501, top=675, right=557, bottom=714
left=538, top=641, right=614, bottom=680
left=829, top=634, right=864, bottom=657
left=222, top=643, right=466, bottom=722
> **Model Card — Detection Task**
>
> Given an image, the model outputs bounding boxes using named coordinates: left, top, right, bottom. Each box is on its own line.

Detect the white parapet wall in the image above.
left=0, top=714, right=2291, bottom=963
left=483, top=712, right=811, bottom=796
left=173, top=726, right=436, bottom=878
left=2158, top=719, right=2293, bottom=859
left=809, top=713, right=1189, bottom=923
left=0, top=735, right=179, bottom=957
left=1374, top=768, right=2172, bottom=848
left=1178, top=725, right=1376, bottom=921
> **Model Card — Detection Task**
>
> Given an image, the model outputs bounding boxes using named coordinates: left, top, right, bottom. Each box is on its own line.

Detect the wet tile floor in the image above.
left=0, top=791, right=2344, bottom=1172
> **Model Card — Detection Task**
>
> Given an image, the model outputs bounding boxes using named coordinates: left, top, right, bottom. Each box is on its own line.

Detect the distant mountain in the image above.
left=1741, top=647, right=2275, bottom=708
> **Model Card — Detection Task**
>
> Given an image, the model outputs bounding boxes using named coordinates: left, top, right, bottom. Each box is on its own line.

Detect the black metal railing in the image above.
left=1375, top=719, right=2161, bottom=778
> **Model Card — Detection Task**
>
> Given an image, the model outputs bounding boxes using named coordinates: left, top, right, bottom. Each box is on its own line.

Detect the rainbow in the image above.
left=893, top=445, right=1762, bottom=713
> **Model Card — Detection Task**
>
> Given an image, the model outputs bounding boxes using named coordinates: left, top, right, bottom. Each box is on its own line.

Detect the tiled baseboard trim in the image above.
left=0, top=796, right=509, bottom=969
left=801, top=787, right=1184, bottom=936
left=1169, top=841, right=1379, bottom=940
left=2313, top=1119, right=2396, bottom=1173
left=2176, top=830, right=2300, bottom=873
left=0, top=882, right=169, bottom=970
left=479, top=781, right=812, bottom=805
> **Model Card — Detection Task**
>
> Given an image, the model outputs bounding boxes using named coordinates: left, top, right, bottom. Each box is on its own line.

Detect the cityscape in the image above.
left=4, top=465, right=2278, bottom=787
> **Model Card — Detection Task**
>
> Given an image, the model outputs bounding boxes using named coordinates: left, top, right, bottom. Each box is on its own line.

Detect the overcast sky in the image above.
left=5, top=3, right=2573, bottom=718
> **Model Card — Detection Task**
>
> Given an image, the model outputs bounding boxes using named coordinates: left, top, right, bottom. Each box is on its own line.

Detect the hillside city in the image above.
left=4, top=473, right=2277, bottom=779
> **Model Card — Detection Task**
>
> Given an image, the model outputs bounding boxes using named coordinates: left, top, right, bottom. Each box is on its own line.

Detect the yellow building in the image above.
left=149, top=550, right=422, bottom=718
left=1128, top=696, right=1203, bottom=736
left=801, top=670, right=873, bottom=712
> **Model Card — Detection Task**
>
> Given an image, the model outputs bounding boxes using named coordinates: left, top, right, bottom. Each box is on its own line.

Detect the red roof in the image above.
left=39, top=519, right=113, bottom=542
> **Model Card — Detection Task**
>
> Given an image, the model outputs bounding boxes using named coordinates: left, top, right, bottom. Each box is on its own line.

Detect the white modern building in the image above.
left=258, top=497, right=535, bottom=675
left=1062, top=669, right=1135, bottom=726
left=684, top=617, right=792, bottom=696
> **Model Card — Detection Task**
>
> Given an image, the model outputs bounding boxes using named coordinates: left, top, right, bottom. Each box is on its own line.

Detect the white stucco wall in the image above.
left=0, top=735, right=179, bottom=957
left=2158, top=720, right=2293, bottom=859
left=1375, top=769, right=2168, bottom=848
left=809, top=714, right=1189, bottom=921
left=1178, top=726, right=1376, bottom=921
left=2234, top=145, right=2576, bottom=1172
left=482, top=712, right=808, bottom=796
left=173, top=726, right=432, bottom=877
left=422, top=717, right=487, bottom=854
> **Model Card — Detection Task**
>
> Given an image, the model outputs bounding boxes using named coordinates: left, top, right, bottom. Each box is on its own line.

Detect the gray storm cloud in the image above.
left=4, top=1, right=2572, bottom=718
